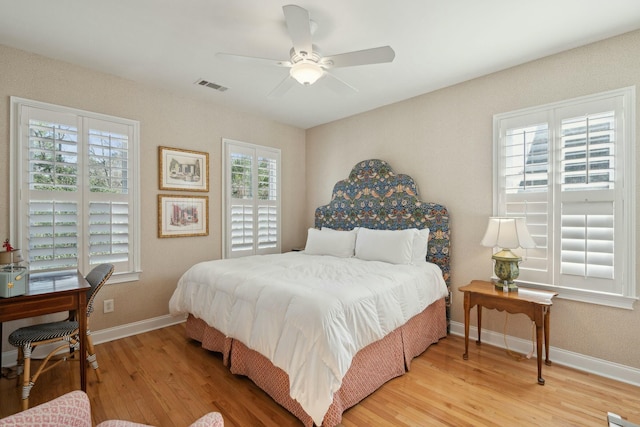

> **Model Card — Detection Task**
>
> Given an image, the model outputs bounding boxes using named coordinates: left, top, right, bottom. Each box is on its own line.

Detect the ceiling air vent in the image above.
left=195, top=79, right=228, bottom=92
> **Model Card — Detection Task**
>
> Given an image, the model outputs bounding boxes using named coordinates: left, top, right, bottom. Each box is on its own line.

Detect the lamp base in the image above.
left=494, top=281, right=518, bottom=292
left=492, top=250, right=521, bottom=292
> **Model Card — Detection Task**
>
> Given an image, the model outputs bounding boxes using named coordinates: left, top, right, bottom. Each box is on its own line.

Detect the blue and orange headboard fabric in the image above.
left=314, top=159, right=451, bottom=323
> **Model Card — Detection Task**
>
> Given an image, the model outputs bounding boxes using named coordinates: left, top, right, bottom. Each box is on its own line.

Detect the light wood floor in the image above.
left=2, top=323, right=639, bottom=426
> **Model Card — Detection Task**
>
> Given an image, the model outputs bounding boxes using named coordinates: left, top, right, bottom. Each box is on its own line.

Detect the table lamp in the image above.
left=481, top=217, right=536, bottom=291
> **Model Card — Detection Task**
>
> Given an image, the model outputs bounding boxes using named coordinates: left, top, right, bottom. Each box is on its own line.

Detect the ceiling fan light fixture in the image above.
left=290, top=61, right=323, bottom=85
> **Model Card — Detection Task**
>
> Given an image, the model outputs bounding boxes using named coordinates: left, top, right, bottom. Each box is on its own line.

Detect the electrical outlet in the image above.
left=103, top=299, right=114, bottom=313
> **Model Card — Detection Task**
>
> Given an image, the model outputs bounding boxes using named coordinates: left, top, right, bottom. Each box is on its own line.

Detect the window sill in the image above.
left=107, top=271, right=141, bottom=284
left=515, top=280, right=637, bottom=310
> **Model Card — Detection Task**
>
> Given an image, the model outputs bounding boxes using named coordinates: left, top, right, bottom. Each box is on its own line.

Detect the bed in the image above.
left=169, top=159, right=451, bottom=426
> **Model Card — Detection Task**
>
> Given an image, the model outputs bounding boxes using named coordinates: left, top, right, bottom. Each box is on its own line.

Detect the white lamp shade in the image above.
left=481, top=217, right=536, bottom=249
left=290, top=61, right=323, bottom=85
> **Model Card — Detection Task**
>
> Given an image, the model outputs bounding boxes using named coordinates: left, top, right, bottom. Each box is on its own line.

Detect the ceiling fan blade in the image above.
left=322, top=72, right=358, bottom=95
left=216, top=52, right=291, bottom=68
left=322, top=46, right=395, bottom=68
left=283, top=5, right=313, bottom=56
left=268, top=75, right=297, bottom=98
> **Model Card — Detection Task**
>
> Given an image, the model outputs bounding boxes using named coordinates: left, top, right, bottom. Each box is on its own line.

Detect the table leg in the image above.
left=463, top=292, right=470, bottom=360
left=476, top=305, right=482, bottom=345
left=0, top=321, right=3, bottom=379
left=544, top=307, right=552, bottom=366
left=536, top=320, right=544, bottom=385
left=78, top=294, right=87, bottom=391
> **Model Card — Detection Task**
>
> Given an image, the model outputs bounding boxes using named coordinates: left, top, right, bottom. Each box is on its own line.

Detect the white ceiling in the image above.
left=1, top=1, right=640, bottom=129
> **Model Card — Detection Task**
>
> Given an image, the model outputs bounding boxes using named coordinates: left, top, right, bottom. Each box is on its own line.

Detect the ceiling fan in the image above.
left=216, top=4, right=395, bottom=97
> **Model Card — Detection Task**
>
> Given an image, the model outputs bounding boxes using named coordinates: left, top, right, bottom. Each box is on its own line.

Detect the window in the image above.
left=10, top=97, right=141, bottom=283
left=493, top=87, right=635, bottom=308
left=223, top=139, right=281, bottom=258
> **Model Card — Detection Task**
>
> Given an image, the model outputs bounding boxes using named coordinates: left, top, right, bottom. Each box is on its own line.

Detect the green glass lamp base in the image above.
left=494, top=281, right=519, bottom=292
left=492, top=250, right=521, bottom=292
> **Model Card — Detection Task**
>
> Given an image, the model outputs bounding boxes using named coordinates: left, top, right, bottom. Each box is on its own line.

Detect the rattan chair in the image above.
left=8, top=263, right=114, bottom=409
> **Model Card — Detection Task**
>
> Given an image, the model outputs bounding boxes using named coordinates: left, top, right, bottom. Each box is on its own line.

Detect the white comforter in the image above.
left=169, top=252, right=448, bottom=425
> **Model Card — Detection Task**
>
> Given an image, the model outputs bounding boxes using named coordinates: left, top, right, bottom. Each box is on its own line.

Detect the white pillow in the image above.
left=355, top=228, right=415, bottom=264
left=411, top=228, right=430, bottom=264
left=303, top=228, right=357, bottom=258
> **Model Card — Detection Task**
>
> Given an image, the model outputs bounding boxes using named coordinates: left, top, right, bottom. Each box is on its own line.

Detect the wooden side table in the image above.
left=459, top=280, right=558, bottom=385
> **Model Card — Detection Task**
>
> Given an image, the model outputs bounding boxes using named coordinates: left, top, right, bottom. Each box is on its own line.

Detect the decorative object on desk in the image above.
left=3, top=238, right=14, bottom=252
left=0, top=239, right=27, bottom=298
left=481, top=217, right=536, bottom=291
left=158, top=146, right=209, bottom=192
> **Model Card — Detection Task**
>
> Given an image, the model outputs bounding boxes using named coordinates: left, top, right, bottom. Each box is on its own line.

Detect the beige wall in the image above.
left=2, top=29, right=639, bottom=370
left=0, top=44, right=306, bottom=351
left=306, top=30, right=640, bottom=369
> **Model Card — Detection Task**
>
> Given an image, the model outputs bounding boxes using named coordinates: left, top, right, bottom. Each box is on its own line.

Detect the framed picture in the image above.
left=159, top=146, right=209, bottom=192
left=158, top=195, right=209, bottom=238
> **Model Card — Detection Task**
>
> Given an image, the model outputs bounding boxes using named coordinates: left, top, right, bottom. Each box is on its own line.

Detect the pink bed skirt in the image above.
left=185, top=297, right=447, bottom=426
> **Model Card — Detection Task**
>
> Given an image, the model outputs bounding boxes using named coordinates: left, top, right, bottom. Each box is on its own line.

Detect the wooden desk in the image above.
left=459, top=280, right=558, bottom=385
left=0, top=270, right=90, bottom=391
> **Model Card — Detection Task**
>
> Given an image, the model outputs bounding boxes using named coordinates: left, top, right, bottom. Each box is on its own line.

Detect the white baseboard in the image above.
left=449, top=320, right=640, bottom=387
left=4, top=316, right=638, bottom=389
left=2, top=314, right=187, bottom=369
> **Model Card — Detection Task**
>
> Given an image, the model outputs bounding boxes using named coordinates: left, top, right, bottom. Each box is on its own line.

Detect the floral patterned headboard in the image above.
left=314, top=159, right=451, bottom=322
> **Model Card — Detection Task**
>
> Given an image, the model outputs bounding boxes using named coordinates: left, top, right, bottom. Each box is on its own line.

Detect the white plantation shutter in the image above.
left=89, top=202, right=130, bottom=266
left=229, top=150, right=254, bottom=254
left=556, top=108, right=618, bottom=293
left=560, top=201, right=614, bottom=289
left=224, top=140, right=281, bottom=258
left=493, top=88, right=635, bottom=305
left=86, top=119, right=133, bottom=272
left=257, top=155, right=278, bottom=250
left=500, top=118, right=551, bottom=283
left=230, top=204, right=254, bottom=253
left=28, top=200, right=78, bottom=271
left=11, top=98, right=140, bottom=281
left=258, top=205, right=278, bottom=249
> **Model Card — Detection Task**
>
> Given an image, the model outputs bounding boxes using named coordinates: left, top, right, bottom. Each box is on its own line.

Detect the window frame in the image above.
left=10, top=97, right=141, bottom=283
left=222, top=138, right=281, bottom=259
left=492, top=87, right=636, bottom=309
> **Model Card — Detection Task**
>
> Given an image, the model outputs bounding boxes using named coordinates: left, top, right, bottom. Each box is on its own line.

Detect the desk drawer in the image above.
left=0, top=294, right=79, bottom=322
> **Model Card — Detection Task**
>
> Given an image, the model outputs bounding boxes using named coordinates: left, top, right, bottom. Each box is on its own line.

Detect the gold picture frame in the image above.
left=158, top=146, right=209, bottom=192
left=158, top=194, right=209, bottom=238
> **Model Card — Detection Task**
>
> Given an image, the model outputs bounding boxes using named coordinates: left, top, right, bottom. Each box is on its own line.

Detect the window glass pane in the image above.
left=88, top=129, right=129, bottom=194
left=258, top=157, right=277, bottom=201
left=231, top=153, right=252, bottom=199
left=505, top=124, right=549, bottom=193
left=560, top=111, right=615, bottom=191
left=28, top=120, right=78, bottom=191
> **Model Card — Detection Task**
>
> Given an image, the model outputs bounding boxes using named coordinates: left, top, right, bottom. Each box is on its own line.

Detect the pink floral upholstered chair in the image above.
left=0, top=391, right=224, bottom=427
left=97, top=412, right=224, bottom=427
left=0, top=391, right=91, bottom=427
